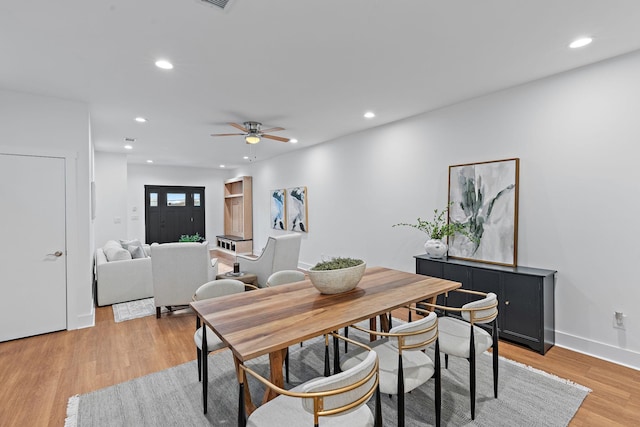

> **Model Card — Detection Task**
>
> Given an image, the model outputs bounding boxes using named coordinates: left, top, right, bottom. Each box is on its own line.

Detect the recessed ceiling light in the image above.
left=146, top=160, right=153, bottom=163
left=243, top=156, right=249, bottom=160
left=220, top=164, right=225, bottom=168
left=135, top=117, right=147, bottom=123
left=364, top=111, right=376, bottom=119
left=569, top=37, right=593, bottom=49
left=289, top=138, right=298, bottom=144
left=155, top=59, right=174, bottom=70
left=124, top=145, right=133, bottom=150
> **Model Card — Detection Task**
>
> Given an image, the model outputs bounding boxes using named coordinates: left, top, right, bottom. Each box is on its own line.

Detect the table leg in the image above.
left=379, top=313, right=390, bottom=332
left=418, top=296, right=437, bottom=313
left=367, top=313, right=392, bottom=342
left=262, top=348, right=287, bottom=404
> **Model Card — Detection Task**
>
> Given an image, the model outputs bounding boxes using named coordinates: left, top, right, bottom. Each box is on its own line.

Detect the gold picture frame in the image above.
left=448, top=158, right=519, bottom=266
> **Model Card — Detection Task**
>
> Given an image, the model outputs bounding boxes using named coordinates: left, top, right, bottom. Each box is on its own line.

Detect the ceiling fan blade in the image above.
left=260, top=126, right=285, bottom=134
left=262, top=134, right=290, bottom=143
left=229, top=122, right=248, bottom=132
left=211, top=133, right=245, bottom=137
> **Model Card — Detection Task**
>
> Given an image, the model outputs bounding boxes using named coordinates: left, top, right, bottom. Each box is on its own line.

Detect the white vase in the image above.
left=424, top=239, right=448, bottom=258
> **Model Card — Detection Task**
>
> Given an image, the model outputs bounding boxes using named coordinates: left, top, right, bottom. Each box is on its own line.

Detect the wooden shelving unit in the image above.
left=217, top=176, right=253, bottom=254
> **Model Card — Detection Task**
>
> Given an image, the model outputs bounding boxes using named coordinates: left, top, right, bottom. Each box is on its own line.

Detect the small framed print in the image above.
left=287, top=186, right=308, bottom=232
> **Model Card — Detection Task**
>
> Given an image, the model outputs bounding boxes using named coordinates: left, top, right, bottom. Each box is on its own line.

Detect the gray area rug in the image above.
left=65, top=332, right=589, bottom=426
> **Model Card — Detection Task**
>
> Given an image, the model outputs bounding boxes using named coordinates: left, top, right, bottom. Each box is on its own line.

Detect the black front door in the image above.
left=144, top=185, right=205, bottom=244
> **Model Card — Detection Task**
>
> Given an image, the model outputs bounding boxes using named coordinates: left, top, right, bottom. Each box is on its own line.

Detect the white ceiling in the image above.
left=3, top=0, right=640, bottom=169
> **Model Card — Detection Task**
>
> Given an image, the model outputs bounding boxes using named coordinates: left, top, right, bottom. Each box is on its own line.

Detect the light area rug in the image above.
left=65, top=332, right=590, bottom=426
left=112, top=298, right=164, bottom=322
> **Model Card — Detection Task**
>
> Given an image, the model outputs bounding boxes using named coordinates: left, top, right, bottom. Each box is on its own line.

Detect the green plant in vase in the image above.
left=393, top=203, right=476, bottom=258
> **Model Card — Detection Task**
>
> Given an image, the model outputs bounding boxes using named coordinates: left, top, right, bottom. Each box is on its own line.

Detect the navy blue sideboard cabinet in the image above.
left=415, top=255, right=556, bottom=354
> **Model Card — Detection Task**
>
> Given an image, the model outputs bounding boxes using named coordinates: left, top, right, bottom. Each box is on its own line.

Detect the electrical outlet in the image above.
left=613, top=311, right=626, bottom=330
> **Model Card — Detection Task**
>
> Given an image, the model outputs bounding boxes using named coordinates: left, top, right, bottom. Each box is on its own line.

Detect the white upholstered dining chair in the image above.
left=340, top=309, right=441, bottom=427
left=238, top=333, right=382, bottom=427
left=266, top=269, right=306, bottom=382
left=266, top=269, right=305, bottom=287
left=192, top=278, right=246, bottom=414
left=421, top=289, right=499, bottom=420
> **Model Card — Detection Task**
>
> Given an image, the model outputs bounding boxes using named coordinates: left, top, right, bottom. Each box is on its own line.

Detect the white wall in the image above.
left=234, top=49, right=640, bottom=369
left=127, top=164, right=228, bottom=244
left=0, top=88, right=94, bottom=329
left=94, top=152, right=128, bottom=247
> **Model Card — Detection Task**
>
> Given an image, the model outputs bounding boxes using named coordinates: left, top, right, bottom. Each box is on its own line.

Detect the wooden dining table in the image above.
left=190, top=266, right=461, bottom=415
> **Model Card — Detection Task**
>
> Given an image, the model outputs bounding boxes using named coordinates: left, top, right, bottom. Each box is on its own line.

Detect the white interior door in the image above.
left=0, top=154, right=67, bottom=342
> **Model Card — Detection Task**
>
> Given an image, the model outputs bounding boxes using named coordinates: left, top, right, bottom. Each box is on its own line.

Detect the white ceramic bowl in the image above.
left=308, top=262, right=366, bottom=294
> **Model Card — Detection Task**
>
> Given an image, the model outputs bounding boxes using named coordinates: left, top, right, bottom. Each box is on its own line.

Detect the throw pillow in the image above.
left=120, top=239, right=142, bottom=250
left=104, top=246, right=132, bottom=262
left=103, top=240, right=122, bottom=251
left=127, top=245, right=146, bottom=259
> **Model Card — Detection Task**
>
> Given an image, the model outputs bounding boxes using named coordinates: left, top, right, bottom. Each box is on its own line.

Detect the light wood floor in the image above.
left=1, top=263, right=639, bottom=426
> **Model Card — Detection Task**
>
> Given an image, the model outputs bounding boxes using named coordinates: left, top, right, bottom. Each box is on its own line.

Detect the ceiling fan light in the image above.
left=245, top=134, right=261, bottom=144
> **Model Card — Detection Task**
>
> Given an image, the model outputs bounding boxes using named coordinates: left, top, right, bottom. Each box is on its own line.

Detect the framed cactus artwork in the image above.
left=447, top=158, right=519, bottom=267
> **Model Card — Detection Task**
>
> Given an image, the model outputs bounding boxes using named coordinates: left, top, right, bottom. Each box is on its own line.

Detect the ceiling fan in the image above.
left=211, top=121, right=290, bottom=144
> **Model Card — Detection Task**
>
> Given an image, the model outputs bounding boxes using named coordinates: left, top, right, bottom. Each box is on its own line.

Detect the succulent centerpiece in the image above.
left=308, top=257, right=366, bottom=294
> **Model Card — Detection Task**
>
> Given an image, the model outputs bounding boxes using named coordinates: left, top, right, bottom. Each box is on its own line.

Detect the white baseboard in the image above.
left=70, top=308, right=95, bottom=330
left=298, top=261, right=313, bottom=271
left=556, top=330, right=640, bottom=371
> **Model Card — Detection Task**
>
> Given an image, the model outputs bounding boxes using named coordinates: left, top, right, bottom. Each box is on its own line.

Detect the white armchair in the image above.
left=150, top=242, right=218, bottom=318
left=237, top=234, right=301, bottom=287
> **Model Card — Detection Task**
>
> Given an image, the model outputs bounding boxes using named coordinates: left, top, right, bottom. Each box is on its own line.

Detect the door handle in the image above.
left=47, top=251, right=64, bottom=257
